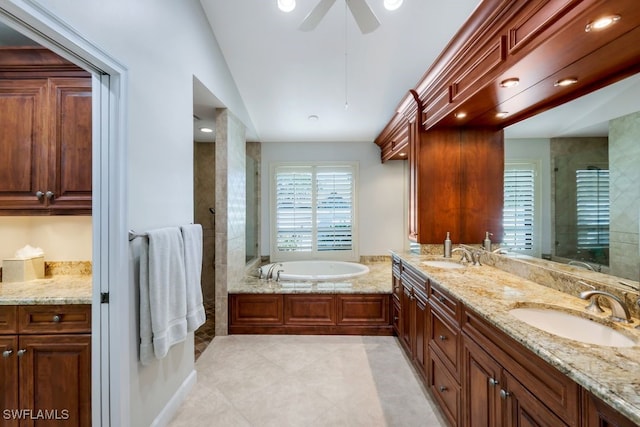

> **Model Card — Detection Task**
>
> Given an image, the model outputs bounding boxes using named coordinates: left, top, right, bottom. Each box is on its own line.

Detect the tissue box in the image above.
left=2, top=256, right=45, bottom=282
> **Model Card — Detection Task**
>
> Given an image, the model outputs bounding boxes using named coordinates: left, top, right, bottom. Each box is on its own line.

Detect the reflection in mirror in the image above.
left=246, top=142, right=260, bottom=264
left=504, top=73, right=640, bottom=282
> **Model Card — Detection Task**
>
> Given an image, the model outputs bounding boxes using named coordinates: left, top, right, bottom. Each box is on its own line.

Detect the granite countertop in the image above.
left=0, top=275, right=92, bottom=305
left=229, top=261, right=392, bottom=294
left=393, top=250, right=640, bottom=425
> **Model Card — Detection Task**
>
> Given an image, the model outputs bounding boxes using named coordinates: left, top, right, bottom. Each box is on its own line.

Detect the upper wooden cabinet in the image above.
left=0, top=48, right=92, bottom=215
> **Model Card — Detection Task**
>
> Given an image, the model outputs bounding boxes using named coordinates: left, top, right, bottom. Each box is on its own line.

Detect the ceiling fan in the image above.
left=300, top=0, right=381, bottom=34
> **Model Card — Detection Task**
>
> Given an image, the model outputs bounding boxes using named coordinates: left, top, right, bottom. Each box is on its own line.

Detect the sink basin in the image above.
left=509, top=307, right=637, bottom=347
left=422, top=260, right=465, bottom=269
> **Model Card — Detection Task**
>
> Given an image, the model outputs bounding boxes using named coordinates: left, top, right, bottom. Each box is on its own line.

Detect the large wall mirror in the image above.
left=504, top=72, right=640, bottom=282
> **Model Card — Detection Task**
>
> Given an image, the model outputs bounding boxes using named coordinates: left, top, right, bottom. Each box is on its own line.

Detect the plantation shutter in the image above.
left=503, top=167, right=535, bottom=252
left=316, top=166, right=353, bottom=251
left=576, top=169, right=609, bottom=249
left=275, top=167, right=313, bottom=252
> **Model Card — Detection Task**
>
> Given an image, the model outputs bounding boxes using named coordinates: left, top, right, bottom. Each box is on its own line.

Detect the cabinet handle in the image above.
left=45, top=191, right=55, bottom=200
left=439, top=335, right=447, bottom=341
left=35, top=191, right=45, bottom=200
left=439, top=386, right=448, bottom=392
left=17, top=349, right=27, bottom=357
left=489, top=378, right=499, bottom=386
left=53, top=314, right=62, bottom=323
left=438, top=296, right=445, bottom=303
left=2, top=350, right=12, bottom=358
left=500, top=389, right=510, bottom=400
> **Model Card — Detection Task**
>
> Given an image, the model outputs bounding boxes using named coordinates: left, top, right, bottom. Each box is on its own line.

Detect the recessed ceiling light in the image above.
left=384, top=0, right=403, bottom=11
left=199, top=127, right=213, bottom=133
left=496, top=112, right=509, bottom=118
left=585, top=14, right=620, bottom=32
left=499, top=78, right=520, bottom=88
left=554, top=77, right=578, bottom=87
left=277, top=0, right=296, bottom=13
left=454, top=112, right=467, bottom=119
left=308, top=114, right=319, bottom=121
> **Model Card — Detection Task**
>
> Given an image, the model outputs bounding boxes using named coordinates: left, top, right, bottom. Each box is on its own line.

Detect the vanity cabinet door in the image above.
left=462, top=335, right=503, bottom=427
left=0, top=336, right=19, bottom=427
left=18, top=334, right=91, bottom=427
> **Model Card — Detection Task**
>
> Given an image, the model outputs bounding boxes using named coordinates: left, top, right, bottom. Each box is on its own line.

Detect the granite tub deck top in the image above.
left=0, top=275, right=92, bottom=305
left=230, top=262, right=392, bottom=294
left=394, top=250, right=640, bottom=425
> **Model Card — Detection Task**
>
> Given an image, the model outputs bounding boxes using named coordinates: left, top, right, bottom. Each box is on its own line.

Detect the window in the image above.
left=271, top=163, right=358, bottom=261
left=576, top=168, right=609, bottom=249
left=503, top=163, right=539, bottom=255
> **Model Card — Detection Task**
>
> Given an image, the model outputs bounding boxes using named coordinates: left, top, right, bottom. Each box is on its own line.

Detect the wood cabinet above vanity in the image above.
left=0, top=47, right=92, bottom=215
left=375, top=0, right=640, bottom=244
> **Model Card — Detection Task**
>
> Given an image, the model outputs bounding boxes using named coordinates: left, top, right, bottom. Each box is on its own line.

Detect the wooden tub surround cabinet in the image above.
left=391, top=252, right=639, bottom=427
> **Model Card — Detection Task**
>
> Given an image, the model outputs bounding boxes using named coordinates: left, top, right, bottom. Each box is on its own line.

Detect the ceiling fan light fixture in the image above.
left=277, top=0, right=296, bottom=13
left=384, top=0, right=403, bottom=11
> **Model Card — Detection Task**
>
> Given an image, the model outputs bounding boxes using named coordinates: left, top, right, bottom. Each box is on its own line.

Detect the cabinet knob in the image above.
left=53, top=314, right=62, bottom=323
left=439, top=335, right=447, bottom=341
left=2, top=350, right=12, bottom=358
left=438, top=296, right=446, bottom=303
left=17, top=349, right=27, bottom=357
left=45, top=191, right=55, bottom=200
left=489, top=378, right=499, bottom=386
left=439, top=386, right=448, bottom=392
left=393, top=316, right=399, bottom=321
left=500, top=389, right=510, bottom=400
left=35, top=191, right=45, bottom=200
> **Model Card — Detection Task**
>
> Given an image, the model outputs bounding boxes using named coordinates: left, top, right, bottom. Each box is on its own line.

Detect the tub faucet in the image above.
left=579, top=290, right=632, bottom=323
left=568, top=260, right=596, bottom=271
left=266, top=263, right=283, bottom=281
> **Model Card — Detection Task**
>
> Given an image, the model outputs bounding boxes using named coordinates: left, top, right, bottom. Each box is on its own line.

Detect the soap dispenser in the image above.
left=483, top=232, right=492, bottom=251
left=444, top=232, right=452, bottom=258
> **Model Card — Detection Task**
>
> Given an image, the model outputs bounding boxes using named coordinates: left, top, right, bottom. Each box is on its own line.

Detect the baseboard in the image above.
left=150, top=369, right=197, bottom=427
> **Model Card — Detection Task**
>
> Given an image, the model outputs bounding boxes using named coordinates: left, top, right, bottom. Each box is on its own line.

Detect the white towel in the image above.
left=141, top=227, right=188, bottom=364
left=181, top=224, right=206, bottom=331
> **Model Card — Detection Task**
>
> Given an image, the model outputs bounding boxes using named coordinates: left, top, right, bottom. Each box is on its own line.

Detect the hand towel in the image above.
left=146, top=227, right=188, bottom=361
left=181, top=224, right=206, bottom=331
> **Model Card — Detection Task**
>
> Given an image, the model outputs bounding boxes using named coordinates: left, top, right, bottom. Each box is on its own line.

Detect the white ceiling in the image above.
left=199, top=0, right=481, bottom=142
left=198, top=0, right=640, bottom=143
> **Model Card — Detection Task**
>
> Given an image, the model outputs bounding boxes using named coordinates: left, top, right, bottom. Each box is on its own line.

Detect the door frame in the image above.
left=0, top=1, right=129, bottom=425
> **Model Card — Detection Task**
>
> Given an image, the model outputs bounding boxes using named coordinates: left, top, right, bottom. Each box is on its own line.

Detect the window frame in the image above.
left=503, top=161, right=541, bottom=257
left=269, top=161, right=359, bottom=262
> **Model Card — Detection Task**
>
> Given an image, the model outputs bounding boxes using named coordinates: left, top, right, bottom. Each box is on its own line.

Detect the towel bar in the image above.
left=128, top=230, right=148, bottom=241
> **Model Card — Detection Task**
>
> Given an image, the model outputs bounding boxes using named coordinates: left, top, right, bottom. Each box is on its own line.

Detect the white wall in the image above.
left=504, top=138, right=552, bottom=255
left=261, top=141, right=406, bottom=257
left=16, top=0, right=254, bottom=425
left=0, top=217, right=92, bottom=264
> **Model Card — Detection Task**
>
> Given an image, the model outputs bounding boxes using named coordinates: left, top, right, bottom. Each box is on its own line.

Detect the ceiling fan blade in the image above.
left=299, top=0, right=337, bottom=32
left=346, top=0, right=380, bottom=34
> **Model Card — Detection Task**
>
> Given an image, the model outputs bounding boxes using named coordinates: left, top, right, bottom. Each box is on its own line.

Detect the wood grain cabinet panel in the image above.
left=284, top=294, right=335, bottom=325
left=0, top=304, right=90, bottom=427
left=336, top=294, right=389, bottom=325
left=429, top=349, right=461, bottom=427
left=582, top=390, right=638, bottom=427
left=230, top=294, right=283, bottom=326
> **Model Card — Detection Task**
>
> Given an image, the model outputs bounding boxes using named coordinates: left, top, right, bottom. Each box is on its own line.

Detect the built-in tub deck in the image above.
left=228, top=262, right=393, bottom=335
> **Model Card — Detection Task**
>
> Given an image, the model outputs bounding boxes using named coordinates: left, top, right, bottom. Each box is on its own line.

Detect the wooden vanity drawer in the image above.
left=430, top=307, right=460, bottom=377
left=429, top=282, right=459, bottom=321
left=18, top=304, right=91, bottom=334
left=429, top=349, right=460, bottom=427
left=0, top=306, right=18, bottom=334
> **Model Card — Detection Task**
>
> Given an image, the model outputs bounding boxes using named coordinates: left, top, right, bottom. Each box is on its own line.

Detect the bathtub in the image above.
left=260, top=260, right=370, bottom=281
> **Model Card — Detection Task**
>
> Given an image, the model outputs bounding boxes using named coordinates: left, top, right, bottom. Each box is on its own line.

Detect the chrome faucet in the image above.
left=452, top=247, right=481, bottom=266
left=568, top=260, right=596, bottom=271
left=266, top=263, right=283, bottom=281
left=579, top=290, right=633, bottom=323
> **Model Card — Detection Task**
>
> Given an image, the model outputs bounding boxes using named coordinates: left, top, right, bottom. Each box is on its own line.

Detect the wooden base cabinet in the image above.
left=0, top=305, right=91, bottom=427
left=229, top=293, right=392, bottom=335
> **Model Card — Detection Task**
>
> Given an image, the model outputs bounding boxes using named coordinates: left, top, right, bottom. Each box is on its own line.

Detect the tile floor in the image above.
left=170, top=334, right=446, bottom=426
left=194, top=301, right=216, bottom=361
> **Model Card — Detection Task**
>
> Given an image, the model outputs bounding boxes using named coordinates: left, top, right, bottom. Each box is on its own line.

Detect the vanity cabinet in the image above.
left=0, top=304, right=91, bottom=427
left=582, top=390, right=638, bottom=427
left=0, top=47, right=92, bottom=215
left=229, top=293, right=392, bottom=335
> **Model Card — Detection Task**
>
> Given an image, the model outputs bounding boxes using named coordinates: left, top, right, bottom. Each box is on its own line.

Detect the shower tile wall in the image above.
left=194, top=142, right=216, bottom=306
left=609, top=111, right=640, bottom=280
left=215, top=108, right=247, bottom=336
